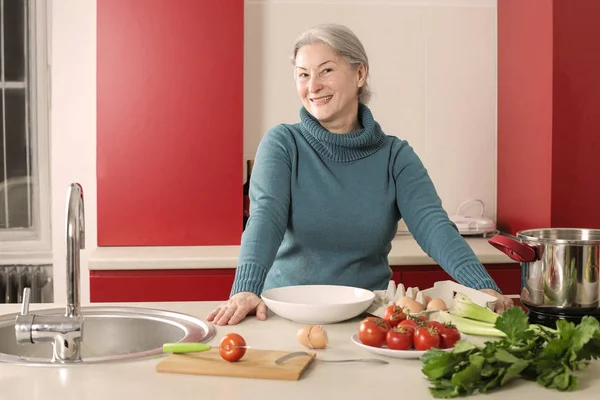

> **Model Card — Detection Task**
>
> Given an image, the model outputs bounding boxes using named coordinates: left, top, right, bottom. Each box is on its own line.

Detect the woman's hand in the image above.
left=207, top=292, right=267, bottom=326
left=479, top=289, right=515, bottom=314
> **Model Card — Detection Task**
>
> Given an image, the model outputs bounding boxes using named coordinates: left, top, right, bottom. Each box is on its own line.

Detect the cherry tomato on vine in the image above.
left=359, top=318, right=390, bottom=347
left=386, top=327, right=413, bottom=350
left=439, top=324, right=461, bottom=349
left=427, top=321, right=445, bottom=331
left=414, top=326, right=440, bottom=351
left=398, top=319, right=418, bottom=331
left=383, top=305, right=406, bottom=327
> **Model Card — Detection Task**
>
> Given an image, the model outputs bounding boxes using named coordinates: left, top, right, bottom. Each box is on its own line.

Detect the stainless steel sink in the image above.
left=0, top=306, right=216, bottom=366
left=0, top=184, right=217, bottom=366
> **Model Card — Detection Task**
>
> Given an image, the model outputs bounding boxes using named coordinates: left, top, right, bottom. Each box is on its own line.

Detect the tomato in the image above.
left=414, top=326, right=441, bottom=351
left=439, top=325, right=461, bottom=349
left=398, top=319, right=418, bottom=331
left=383, top=305, right=406, bottom=327
left=412, top=315, right=428, bottom=323
left=427, top=321, right=445, bottom=332
left=358, top=319, right=390, bottom=348
left=362, top=316, right=391, bottom=329
left=386, top=327, right=414, bottom=350
left=219, top=333, right=247, bottom=362
left=387, top=313, right=406, bottom=328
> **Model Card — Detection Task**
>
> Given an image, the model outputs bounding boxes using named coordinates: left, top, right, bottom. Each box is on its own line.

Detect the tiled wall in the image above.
left=243, top=0, right=498, bottom=221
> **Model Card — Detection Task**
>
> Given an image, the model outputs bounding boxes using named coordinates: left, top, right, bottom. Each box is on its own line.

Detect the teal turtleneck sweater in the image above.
left=231, top=104, right=501, bottom=296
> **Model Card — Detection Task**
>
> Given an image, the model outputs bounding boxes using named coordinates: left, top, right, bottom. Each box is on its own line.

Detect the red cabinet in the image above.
left=90, top=269, right=236, bottom=303
left=392, top=264, right=521, bottom=296
left=96, top=0, right=244, bottom=246
left=90, top=263, right=521, bottom=302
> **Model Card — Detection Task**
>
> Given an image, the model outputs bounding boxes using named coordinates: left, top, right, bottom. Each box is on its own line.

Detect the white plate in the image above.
left=351, top=333, right=454, bottom=359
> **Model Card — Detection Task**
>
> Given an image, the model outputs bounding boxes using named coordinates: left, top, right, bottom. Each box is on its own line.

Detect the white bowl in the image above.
left=261, top=285, right=375, bottom=324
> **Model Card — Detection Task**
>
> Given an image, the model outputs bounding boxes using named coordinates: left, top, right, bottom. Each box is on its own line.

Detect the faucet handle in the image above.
left=15, top=287, right=34, bottom=344
left=21, top=288, right=31, bottom=315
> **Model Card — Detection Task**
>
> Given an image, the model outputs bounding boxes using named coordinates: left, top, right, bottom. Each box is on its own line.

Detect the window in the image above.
left=0, top=0, right=50, bottom=261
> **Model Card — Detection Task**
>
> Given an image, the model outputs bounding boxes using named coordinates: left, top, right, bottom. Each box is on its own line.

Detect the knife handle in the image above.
left=163, top=342, right=212, bottom=353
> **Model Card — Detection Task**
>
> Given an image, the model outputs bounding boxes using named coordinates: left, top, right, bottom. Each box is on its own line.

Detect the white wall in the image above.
left=50, top=0, right=97, bottom=304
left=48, top=0, right=497, bottom=303
left=244, top=0, right=498, bottom=222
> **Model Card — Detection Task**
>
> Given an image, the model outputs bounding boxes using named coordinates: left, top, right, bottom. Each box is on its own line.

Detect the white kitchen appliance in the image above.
left=396, top=199, right=497, bottom=237
left=448, top=199, right=497, bottom=236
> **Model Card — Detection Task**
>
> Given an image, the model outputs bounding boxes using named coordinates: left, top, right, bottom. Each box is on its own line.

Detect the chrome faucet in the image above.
left=14, top=183, right=85, bottom=363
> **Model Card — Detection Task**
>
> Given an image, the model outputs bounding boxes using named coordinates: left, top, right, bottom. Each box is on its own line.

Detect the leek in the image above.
left=449, top=292, right=500, bottom=324
left=436, top=311, right=506, bottom=338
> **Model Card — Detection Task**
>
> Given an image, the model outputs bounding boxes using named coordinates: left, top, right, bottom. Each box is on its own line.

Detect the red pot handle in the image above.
left=488, top=234, right=539, bottom=263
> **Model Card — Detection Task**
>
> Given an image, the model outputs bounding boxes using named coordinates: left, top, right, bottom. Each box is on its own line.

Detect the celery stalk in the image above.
left=436, top=311, right=506, bottom=338
left=449, top=292, right=500, bottom=324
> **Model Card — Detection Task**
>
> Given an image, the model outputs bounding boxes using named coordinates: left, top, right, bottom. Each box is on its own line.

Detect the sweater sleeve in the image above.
left=230, top=126, right=294, bottom=296
left=391, top=139, right=501, bottom=293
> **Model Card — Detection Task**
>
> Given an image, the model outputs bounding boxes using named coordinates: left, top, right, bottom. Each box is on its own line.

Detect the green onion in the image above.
left=449, top=292, right=500, bottom=324
left=437, top=311, right=506, bottom=338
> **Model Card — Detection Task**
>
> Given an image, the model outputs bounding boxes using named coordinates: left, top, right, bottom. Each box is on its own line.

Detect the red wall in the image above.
left=497, top=0, right=554, bottom=234
left=96, top=0, right=244, bottom=246
left=497, top=0, right=600, bottom=233
left=96, top=1, right=599, bottom=247
left=551, top=0, right=600, bottom=228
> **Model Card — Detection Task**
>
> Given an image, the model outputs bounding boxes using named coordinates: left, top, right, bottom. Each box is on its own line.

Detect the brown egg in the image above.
left=296, top=325, right=329, bottom=349
left=395, top=296, right=425, bottom=314
left=426, top=297, right=448, bottom=311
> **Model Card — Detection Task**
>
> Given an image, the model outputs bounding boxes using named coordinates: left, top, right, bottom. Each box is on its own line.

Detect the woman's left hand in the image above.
left=479, top=289, right=515, bottom=314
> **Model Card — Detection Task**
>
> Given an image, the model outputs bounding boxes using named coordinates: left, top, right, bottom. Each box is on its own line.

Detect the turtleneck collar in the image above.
left=299, top=103, right=387, bottom=163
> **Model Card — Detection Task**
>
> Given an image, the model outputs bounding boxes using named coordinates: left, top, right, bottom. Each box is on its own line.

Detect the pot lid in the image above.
left=517, top=228, right=600, bottom=245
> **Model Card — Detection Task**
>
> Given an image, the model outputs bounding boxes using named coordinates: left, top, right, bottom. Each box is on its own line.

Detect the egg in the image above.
left=395, top=296, right=425, bottom=314
left=426, top=297, right=448, bottom=311
left=296, top=325, right=329, bottom=349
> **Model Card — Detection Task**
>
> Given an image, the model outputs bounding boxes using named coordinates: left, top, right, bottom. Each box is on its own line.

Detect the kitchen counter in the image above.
left=88, top=235, right=515, bottom=270
left=0, top=301, right=597, bottom=400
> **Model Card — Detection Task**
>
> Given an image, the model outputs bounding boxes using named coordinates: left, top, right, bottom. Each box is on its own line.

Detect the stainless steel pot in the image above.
left=489, top=229, right=600, bottom=313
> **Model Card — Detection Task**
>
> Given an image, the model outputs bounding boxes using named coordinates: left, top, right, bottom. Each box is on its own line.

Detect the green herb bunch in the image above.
left=421, top=307, right=600, bottom=398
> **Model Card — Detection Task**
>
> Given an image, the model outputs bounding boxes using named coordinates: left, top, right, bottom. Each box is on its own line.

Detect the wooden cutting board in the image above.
left=155, top=349, right=316, bottom=381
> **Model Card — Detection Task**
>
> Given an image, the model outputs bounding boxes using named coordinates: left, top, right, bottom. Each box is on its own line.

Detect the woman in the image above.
left=208, top=23, right=513, bottom=326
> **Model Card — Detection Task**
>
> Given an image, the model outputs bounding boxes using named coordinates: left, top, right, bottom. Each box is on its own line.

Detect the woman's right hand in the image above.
left=206, top=292, right=267, bottom=326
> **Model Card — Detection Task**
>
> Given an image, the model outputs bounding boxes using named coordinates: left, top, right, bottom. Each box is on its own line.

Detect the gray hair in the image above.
left=290, top=23, right=372, bottom=105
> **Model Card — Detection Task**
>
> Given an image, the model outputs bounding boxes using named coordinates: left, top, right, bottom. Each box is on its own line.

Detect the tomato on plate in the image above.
left=359, top=318, right=390, bottom=348
left=386, top=327, right=413, bottom=350
left=398, top=318, right=419, bottom=331
left=439, top=324, right=461, bottom=349
left=427, top=321, right=445, bottom=332
left=383, top=305, right=406, bottom=327
left=414, top=326, right=440, bottom=351
left=362, top=316, right=391, bottom=329
left=219, top=333, right=247, bottom=362
left=411, top=315, right=428, bottom=323
left=387, top=313, right=406, bottom=328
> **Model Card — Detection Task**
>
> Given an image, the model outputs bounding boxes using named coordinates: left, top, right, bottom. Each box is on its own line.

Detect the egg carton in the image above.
left=368, top=281, right=422, bottom=317
left=367, top=280, right=497, bottom=318
left=418, top=280, right=497, bottom=311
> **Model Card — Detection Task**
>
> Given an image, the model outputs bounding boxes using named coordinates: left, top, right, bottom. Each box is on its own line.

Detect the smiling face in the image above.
left=294, top=42, right=366, bottom=134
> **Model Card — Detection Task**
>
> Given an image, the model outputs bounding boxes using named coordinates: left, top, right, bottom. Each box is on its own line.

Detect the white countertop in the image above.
left=88, top=235, right=516, bottom=270
left=0, top=301, right=597, bottom=400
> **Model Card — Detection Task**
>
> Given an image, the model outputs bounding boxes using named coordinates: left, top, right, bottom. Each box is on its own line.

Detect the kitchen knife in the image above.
left=162, top=342, right=250, bottom=354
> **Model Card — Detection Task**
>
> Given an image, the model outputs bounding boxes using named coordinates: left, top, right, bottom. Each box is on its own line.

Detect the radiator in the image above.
left=0, top=265, right=53, bottom=304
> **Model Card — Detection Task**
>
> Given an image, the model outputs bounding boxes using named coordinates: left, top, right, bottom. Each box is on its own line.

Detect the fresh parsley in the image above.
left=421, top=307, right=600, bottom=397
